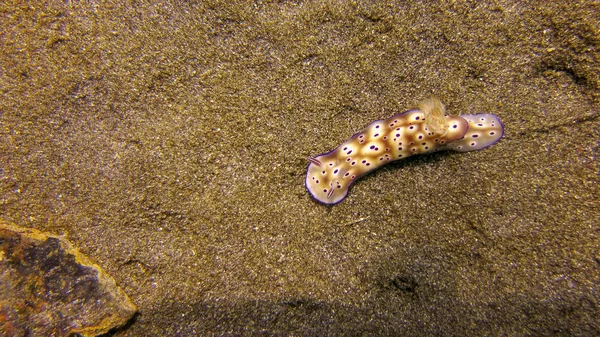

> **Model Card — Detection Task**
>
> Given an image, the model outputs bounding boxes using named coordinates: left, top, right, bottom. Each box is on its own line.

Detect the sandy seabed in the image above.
left=1, top=1, right=599, bottom=335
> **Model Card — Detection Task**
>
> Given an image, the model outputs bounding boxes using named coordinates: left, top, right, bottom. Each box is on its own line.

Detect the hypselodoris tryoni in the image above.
left=305, top=98, right=504, bottom=205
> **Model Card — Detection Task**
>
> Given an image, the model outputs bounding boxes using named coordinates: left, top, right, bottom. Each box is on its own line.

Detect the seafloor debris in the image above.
left=0, top=220, right=136, bottom=337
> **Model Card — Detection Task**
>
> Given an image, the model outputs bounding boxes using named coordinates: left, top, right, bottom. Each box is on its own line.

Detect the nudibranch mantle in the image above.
left=305, top=98, right=504, bottom=205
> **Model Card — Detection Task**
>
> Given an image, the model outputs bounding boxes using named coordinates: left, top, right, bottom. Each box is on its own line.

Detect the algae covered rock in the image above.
left=0, top=220, right=136, bottom=337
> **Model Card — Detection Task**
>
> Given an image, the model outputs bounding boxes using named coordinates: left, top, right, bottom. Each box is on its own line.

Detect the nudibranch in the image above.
left=305, top=98, right=504, bottom=205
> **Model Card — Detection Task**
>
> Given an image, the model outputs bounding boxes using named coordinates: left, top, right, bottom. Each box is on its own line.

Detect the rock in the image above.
left=0, top=220, right=136, bottom=337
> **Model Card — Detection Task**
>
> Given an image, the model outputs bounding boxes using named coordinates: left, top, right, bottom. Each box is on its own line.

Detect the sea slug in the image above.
left=305, top=98, right=504, bottom=205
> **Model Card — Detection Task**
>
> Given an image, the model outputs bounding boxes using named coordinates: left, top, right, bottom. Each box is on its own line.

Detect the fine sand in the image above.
left=1, top=1, right=598, bottom=335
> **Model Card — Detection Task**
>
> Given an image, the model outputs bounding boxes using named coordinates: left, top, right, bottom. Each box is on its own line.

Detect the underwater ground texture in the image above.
left=1, top=0, right=599, bottom=336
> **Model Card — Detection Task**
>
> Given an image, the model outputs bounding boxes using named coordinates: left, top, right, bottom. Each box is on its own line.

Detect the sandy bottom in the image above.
left=1, top=1, right=598, bottom=335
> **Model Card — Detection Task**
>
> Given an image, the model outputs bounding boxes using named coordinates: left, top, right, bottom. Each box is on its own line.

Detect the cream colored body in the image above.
left=305, top=99, right=503, bottom=205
